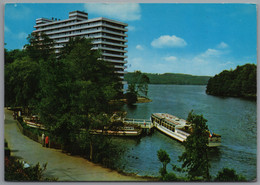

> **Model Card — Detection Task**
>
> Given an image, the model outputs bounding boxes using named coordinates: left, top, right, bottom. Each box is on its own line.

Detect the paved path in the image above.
left=4, top=109, right=147, bottom=181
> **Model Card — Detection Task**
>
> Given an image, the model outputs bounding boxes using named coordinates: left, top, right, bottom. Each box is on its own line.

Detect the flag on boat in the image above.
left=209, top=130, right=213, bottom=138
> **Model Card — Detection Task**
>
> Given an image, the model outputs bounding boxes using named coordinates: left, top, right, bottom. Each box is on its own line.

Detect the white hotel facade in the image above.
left=33, top=10, right=128, bottom=83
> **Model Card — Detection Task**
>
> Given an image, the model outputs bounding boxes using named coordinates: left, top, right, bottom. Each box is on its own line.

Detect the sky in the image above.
left=4, top=3, right=257, bottom=76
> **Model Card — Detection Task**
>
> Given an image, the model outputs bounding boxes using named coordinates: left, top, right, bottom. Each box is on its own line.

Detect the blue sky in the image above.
left=4, top=3, right=257, bottom=76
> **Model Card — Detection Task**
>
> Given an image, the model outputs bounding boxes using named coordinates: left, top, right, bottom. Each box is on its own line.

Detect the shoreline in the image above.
left=4, top=108, right=156, bottom=181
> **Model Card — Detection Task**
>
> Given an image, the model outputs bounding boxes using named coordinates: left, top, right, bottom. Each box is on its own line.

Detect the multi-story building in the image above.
left=33, top=10, right=128, bottom=84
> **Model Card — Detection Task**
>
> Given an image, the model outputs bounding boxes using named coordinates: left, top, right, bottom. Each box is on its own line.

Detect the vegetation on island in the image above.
left=206, top=64, right=256, bottom=99
left=157, top=111, right=246, bottom=182
left=125, top=72, right=211, bottom=85
left=125, top=71, right=150, bottom=105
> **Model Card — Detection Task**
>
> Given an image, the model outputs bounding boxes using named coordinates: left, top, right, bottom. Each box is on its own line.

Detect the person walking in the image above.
left=41, top=133, right=45, bottom=147
left=45, top=135, right=49, bottom=148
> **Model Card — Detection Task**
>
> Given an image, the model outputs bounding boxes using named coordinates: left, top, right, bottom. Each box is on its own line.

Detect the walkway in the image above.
left=4, top=109, right=147, bottom=181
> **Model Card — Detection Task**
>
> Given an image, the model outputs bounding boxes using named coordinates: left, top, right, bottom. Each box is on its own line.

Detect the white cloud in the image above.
left=217, top=42, right=229, bottom=49
left=136, top=45, right=144, bottom=50
left=200, top=48, right=222, bottom=58
left=18, top=32, right=28, bottom=40
left=128, top=25, right=135, bottom=31
left=84, top=3, right=141, bottom=21
left=151, top=35, right=187, bottom=48
left=163, top=56, right=178, bottom=62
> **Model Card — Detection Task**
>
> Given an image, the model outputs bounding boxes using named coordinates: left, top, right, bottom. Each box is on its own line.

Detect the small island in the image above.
left=206, top=64, right=256, bottom=99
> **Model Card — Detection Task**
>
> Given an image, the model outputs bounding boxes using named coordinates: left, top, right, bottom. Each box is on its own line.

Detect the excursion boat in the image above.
left=151, top=113, right=221, bottom=147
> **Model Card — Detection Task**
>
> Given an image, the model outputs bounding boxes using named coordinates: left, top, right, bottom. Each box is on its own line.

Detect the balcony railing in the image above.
left=102, top=53, right=127, bottom=59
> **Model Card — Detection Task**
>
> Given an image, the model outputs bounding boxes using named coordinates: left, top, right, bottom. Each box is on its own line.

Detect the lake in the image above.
left=115, top=84, right=257, bottom=181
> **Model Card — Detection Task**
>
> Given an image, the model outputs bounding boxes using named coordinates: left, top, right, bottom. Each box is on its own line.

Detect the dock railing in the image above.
left=123, top=118, right=153, bottom=129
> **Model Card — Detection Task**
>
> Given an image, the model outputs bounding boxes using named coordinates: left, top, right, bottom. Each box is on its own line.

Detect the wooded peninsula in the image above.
left=125, top=73, right=211, bottom=85
left=206, top=63, right=256, bottom=99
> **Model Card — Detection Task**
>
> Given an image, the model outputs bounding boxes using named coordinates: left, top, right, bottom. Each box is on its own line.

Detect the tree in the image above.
left=24, top=32, right=55, bottom=62
left=37, top=37, right=121, bottom=155
left=178, top=110, right=210, bottom=181
left=206, top=63, right=256, bottom=99
left=4, top=48, right=27, bottom=64
left=215, top=168, right=246, bottom=182
left=127, top=71, right=150, bottom=97
left=125, top=84, right=138, bottom=105
left=157, top=149, right=171, bottom=177
left=5, top=56, right=40, bottom=108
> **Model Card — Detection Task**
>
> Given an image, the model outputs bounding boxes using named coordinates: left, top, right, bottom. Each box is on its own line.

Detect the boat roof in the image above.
left=152, top=113, right=188, bottom=127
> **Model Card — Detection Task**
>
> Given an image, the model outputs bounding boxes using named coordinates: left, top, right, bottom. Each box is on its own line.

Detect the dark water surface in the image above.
left=114, top=85, right=257, bottom=180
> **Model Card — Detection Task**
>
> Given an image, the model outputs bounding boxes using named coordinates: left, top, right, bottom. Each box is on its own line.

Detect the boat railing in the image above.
left=176, top=129, right=190, bottom=137
left=123, top=118, right=152, bottom=128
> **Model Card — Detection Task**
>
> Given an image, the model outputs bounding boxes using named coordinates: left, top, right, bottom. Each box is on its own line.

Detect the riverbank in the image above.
left=4, top=108, right=154, bottom=181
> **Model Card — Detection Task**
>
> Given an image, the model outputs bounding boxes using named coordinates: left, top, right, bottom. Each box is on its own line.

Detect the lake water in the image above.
left=115, top=84, right=257, bottom=181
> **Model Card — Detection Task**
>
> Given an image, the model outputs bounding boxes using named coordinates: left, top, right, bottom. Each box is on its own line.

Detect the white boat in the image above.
left=151, top=113, right=221, bottom=147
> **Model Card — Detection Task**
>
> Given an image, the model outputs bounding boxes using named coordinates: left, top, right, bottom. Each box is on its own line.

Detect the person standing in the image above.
left=41, top=133, right=45, bottom=147
left=45, top=135, right=49, bottom=148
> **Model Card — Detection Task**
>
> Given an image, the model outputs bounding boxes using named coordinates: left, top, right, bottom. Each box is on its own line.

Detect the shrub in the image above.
left=5, top=156, right=57, bottom=181
left=215, top=168, right=246, bottom=182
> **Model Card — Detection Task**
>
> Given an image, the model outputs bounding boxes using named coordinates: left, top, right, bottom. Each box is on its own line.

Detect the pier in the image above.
left=122, top=118, right=154, bottom=135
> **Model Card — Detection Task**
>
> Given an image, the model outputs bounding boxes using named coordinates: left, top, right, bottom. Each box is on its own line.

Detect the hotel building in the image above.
left=33, top=11, right=128, bottom=83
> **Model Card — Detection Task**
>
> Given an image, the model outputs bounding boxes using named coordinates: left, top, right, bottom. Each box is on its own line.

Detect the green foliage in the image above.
left=4, top=48, right=27, bottom=64
left=24, top=32, right=55, bottom=61
left=125, top=72, right=211, bottom=85
left=125, top=84, right=138, bottom=105
left=126, top=71, right=150, bottom=97
left=5, top=56, right=40, bottom=107
left=5, top=156, right=57, bottom=181
left=161, top=173, right=179, bottom=181
left=178, top=110, right=210, bottom=181
left=215, top=168, right=247, bottom=182
left=157, top=149, right=171, bottom=177
left=36, top=37, right=122, bottom=166
left=206, top=64, right=256, bottom=98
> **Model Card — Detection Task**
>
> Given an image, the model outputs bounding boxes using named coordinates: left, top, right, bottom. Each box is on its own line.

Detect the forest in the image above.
left=206, top=64, right=256, bottom=99
left=125, top=73, right=211, bottom=85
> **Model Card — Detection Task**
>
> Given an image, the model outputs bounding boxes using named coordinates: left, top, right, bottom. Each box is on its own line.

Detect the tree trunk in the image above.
left=90, top=141, right=93, bottom=161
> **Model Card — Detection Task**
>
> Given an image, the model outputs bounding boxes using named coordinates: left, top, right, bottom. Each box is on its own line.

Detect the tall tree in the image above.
left=37, top=37, right=121, bottom=152
left=157, top=149, right=171, bottom=177
left=178, top=110, right=210, bottom=181
left=127, top=70, right=150, bottom=97
left=5, top=56, right=40, bottom=108
left=24, top=32, right=55, bottom=62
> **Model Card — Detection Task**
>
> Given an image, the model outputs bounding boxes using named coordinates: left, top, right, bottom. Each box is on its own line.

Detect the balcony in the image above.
left=104, top=59, right=127, bottom=64
left=114, top=71, right=126, bottom=74
left=102, top=35, right=127, bottom=43
left=92, top=40, right=128, bottom=48
left=102, top=23, right=127, bottom=32
left=102, top=53, right=127, bottom=59
left=93, top=47, right=127, bottom=53
left=114, top=65, right=125, bottom=69
left=101, top=29, right=127, bottom=37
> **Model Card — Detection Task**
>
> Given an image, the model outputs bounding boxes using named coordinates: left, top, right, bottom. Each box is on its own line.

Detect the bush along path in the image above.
left=4, top=108, right=148, bottom=181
